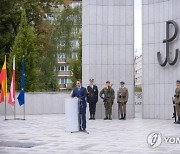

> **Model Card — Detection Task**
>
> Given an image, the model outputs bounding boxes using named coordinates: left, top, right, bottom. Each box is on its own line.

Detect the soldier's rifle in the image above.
left=172, top=97, right=177, bottom=123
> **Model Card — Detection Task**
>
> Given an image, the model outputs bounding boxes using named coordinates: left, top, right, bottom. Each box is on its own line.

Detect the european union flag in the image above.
left=17, top=58, right=25, bottom=106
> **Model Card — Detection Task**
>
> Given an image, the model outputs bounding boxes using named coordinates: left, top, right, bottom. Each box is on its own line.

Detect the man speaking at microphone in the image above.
left=72, top=79, right=88, bottom=132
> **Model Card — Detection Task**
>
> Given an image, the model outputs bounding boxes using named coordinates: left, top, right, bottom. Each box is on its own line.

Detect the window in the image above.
left=57, top=53, right=66, bottom=58
left=72, top=52, right=78, bottom=59
left=60, top=66, right=65, bottom=71
left=57, top=65, right=70, bottom=71
left=59, top=78, right=72, bottom=84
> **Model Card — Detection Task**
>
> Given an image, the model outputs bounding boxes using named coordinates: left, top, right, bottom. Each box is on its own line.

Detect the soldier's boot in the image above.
left=89, top=114, right=93, bottom=120
left=177, top=117, right=180, bottom=124
left=109, top=115, right=112, bottom=120
left=104, top=116, right=108, bottom=120
left=120, top=114, right=124, bottom=120
left=123, top=114, right=126, bottom=120
left=92, top=114, right=95, bottom=120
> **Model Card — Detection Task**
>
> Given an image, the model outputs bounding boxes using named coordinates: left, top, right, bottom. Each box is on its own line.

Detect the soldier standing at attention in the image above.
left=117, top=81, right=129, bottom=120
left=100, top=81, right=115, bottom=120
left=174, top=80, right=180, bottom=124
left=87, top=79, right=98, bottom=120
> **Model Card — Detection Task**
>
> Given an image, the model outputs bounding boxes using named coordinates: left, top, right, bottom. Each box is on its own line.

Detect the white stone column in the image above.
left=142, top=0, right=180, bottom=119
left=82, top=0, right=134, bottom=119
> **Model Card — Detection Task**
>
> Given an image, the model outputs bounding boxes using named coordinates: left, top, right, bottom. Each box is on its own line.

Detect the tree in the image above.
left=52, top=5, right=82, bottom=88
left=52, top=5, right=82, bottom=56
left=0, top=0, right=73, bottom=66
left=37, top=29, right=58, bottom=91
left=70, top=34, right=82, bottom=87
left=0, top=0, right=75, bottom=91
left=8, top=10, right=39, bottom=92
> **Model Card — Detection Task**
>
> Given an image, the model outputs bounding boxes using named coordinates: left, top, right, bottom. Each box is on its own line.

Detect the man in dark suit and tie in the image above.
left=72, top=79, right=87, bottom=132
left=87, top=79, right=98, bottom=120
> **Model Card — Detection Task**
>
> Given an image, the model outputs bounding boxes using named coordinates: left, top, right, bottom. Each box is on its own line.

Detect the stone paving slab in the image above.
left=0, top=114, right=180, bottom=154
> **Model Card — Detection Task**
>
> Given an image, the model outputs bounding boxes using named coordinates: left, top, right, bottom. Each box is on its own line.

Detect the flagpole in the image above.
left=17, top=55, right=25, bottom=120
left=14, top=56, right=16, bottom=120
left=23, top=102, right=25, bottom=120
left=4, top=55, right=7, bottom=120
left=5, top=97, right=7, bottom=120
left=4, top=77, right=7, bottom=120
left=14, top=99, right=16, bottom=120
left=23, top=55, right=25, bottom=120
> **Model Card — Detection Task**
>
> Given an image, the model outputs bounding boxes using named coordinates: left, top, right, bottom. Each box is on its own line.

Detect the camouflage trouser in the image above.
left=118, top=102, right=126, bottom=114
left=176, top=103, right=180, bottom=117
left=104, top=100, right=113, bottom=116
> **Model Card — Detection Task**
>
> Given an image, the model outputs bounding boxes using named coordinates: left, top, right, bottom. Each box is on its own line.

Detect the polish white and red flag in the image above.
left=8, top=55, right=15, bottom=105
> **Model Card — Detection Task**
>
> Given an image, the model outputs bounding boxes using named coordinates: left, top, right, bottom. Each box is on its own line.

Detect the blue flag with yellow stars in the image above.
left=17, top=57, right=25, bottom=106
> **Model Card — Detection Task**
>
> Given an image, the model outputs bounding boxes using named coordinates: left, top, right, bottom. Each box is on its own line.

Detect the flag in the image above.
left=17, top=58, right=25, bottom=106
left=0, top=56, right=7, bottom=103
left=8, top=56, right=16, bottom=105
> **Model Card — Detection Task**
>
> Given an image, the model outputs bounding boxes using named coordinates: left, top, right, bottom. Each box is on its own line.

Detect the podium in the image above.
left=65, top=97, right=79, bottom=132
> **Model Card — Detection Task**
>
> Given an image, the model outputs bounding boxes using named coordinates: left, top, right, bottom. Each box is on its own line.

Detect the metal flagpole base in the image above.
left=70, top=130, right=89, bottom=134
left=14, top=118, right=26, bottom=120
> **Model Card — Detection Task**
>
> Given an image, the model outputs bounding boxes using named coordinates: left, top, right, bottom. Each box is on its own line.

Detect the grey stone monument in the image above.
left=82, top=0, right=134, bottom=119
left=142, top=0, right=180, bottom=119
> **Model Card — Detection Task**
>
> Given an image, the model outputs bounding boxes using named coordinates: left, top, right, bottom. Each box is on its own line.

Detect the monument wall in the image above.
left=82, top=0, right=135, bottom=118
left=142, top=0, right=180, bottom=119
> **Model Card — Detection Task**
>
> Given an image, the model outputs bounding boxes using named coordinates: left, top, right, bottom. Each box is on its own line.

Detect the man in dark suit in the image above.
left=72, top=79, right=87, bottom=132
left=87, top=79, right=98, bottom=120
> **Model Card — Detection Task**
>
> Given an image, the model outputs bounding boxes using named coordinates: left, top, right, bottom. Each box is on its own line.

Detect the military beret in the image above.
left=89, top=78, right=94, bottom=82
left=176, top=80, right=180, bottom=83
left=106, top=81, right=110, bottom=83
left=120, top=81, right=125, bottom=84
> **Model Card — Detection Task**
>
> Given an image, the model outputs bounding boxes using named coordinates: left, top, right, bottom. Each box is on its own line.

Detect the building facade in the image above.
left=56, top=53, right=75, bottom=90
left=135, top=55, right=142, bottom=87
left=48, top=0, right=82, bottom=90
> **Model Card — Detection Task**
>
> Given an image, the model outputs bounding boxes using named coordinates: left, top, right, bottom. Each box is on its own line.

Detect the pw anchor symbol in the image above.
left=157, top=20, right=179, bottom=67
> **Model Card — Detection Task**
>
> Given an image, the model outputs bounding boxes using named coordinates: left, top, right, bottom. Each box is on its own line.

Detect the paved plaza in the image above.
left=0, top=114, right=180, bottom=154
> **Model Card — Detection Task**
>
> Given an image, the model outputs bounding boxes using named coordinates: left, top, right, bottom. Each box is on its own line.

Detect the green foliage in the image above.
left=134, top=86, right=142, bottom=92
left=37, top=37, right=58, bottom=91
left=70, top=35, right=82, bottom=87
left=1, top=1, right=81, bottom=92
left=36, top=22, right=59, bottom=91
left=0, top=0, right=65, bottom=66
left=52, top=5, right=82, bottom=88
left=9, top=10, right=39, bottom=92
left=52, top=5, right=82, bottom=56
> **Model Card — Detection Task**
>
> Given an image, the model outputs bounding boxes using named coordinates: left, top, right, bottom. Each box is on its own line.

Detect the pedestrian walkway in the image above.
left=0, top=114, right=179, bottom=154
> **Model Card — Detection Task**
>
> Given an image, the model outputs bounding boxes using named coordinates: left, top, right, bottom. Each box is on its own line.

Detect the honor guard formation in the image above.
left=71, top=79, right=131, bottom=132
left=71, top=78, right=180, bottom=133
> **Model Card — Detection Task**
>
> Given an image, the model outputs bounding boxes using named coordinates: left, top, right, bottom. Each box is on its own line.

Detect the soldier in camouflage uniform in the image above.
left=174, top=80, right=180, bottom=124
left=100, top=81, right=115, bottom=120
left=117, top=81, right=129, bottom=120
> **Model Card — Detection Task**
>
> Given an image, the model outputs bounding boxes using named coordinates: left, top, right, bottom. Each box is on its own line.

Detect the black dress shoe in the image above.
left=120, top=114, right=124, bottom=120
left=104, top=116, right=108, bottom=120
left=92, top=114, right=95, bottom=120
left=123, top=114, right=126, bottom=120
left=82, top=128, right=87, bottom=132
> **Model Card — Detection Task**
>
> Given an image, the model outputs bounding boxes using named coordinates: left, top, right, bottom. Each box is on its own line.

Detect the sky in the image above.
left=134, top=0, right=142, bottom=56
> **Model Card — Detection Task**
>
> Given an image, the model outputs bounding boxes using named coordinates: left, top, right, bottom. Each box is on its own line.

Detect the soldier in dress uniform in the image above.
left=100, top=81, right=115, bottom=120
left=87, top=79, right=98, bottom=120
left=174, top=80, right=180, bottom=124
left=117, top=81, right=129, bottom=120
